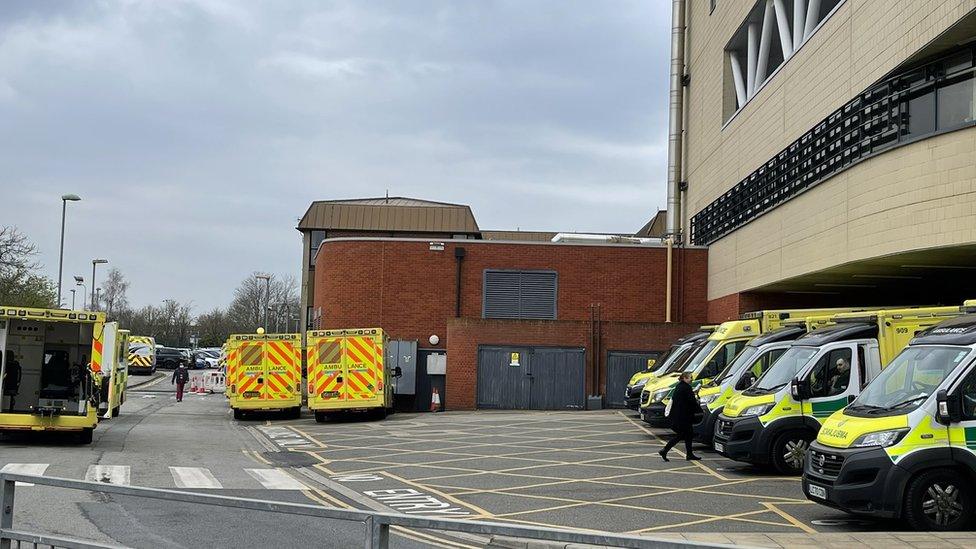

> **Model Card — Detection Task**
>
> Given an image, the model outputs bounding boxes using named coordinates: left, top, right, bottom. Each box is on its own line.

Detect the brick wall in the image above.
left=314, top=239, right=709, bottom=348
left=445, top=318, right=702, bottom=410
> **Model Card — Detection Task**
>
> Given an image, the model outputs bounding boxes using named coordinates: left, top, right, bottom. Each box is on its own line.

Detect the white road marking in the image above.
left=245, top=468, right=308, bottom=490
left=1, top=463, right=49, bottom=486
left=169, top=467, right=223, bottom=489
left=85, top=465, right=130, bottom=486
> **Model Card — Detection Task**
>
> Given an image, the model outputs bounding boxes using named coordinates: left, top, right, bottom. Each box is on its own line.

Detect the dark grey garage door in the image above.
left=606, top=351, right=662, bottom=408
left=477, top=346, right=585, bottom=410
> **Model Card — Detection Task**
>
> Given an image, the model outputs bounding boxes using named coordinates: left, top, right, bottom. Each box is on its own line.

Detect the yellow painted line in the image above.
left=243, top=449, right=273, bottom=466
left=379, top=470, right=495, bottom=519
left=618, top=411, right=729, bottom=482
left=303, top=481, right=477, bottom=548
left=631, top=509, right=777, bottom=533
left=762, top=501, right=818, bottom=534
left=288, top=426, right=327, bottom=448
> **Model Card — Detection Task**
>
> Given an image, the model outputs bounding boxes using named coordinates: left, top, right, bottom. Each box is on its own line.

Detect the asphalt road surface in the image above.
left=0, top=377, right=907, bottom=548
left=0, top=374, right=450, bottom=549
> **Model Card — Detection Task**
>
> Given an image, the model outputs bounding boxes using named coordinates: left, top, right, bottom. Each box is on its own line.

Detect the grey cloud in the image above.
left=0, top=0, right=672, bottom=311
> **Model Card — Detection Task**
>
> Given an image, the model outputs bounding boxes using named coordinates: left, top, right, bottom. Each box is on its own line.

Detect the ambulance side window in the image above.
left=958, top=369, right=976, bottom=420
left=858, top=345, right=868, bottom=389
left=809, top=348, right=853, bottom=398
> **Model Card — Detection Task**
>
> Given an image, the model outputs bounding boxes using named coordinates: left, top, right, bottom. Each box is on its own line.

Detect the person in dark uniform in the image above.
left=658, top=372, right=702, bottom=461
left=3, top=350, right=21, bottom=412
left=172, top=363, right=190, bottom=402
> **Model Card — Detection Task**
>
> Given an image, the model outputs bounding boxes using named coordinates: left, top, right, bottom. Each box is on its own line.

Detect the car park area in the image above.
left=275, top=408, right=903, bottom=537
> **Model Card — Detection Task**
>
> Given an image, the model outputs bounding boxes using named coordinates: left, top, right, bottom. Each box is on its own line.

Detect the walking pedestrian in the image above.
left=658, top=372, right=702, bottom=461
left=2, top=350, right=21, bottom=412
left=172, top=363, right=190, bottom=402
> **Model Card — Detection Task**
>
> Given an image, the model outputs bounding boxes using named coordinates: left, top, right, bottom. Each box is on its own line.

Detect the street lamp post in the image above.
left=255, top=274, right=271, bottom=330
left=91, top=259, right=108, bottom=310
left=70, top=289, right=76, bottom=310
left=74, top=276, right=86, bottom=309
left=57, top=194, right=82, bottom=307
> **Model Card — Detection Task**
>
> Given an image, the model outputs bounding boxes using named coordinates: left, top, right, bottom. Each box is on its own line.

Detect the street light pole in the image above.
left=255, top=274, right=271, bottom=330
left=91, top=259, right=108, bottom=310
left=74, top=277, right=87, bottom=309
left=57, top=194, right=82, bottom=307
left=70, top=289, right=76, bottom=310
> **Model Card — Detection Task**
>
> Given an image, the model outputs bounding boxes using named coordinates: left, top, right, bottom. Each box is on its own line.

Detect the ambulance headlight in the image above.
left=652, top=389, right=670, bottom=403
left=850, top=429, right=909, bottom=448
left=699, top=393, right=719, bottom=405
left=741, top=403, right=774, bottom=417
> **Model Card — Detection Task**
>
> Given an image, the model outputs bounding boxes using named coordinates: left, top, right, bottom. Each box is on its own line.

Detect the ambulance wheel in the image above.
left=371, top=407, right=388, bottom=421
left=314, top=412, right=328, bottom=423
left=233, top=409, right=245, bottom=420
left=771, top=430, right=812, bottom=475
left=78, top=428, right=94, bottom=445
left=905, top=469, right=975, bottom=530
left=288, top=406, right=302, bottom=419
left=111, top=406, right=120, bottom=418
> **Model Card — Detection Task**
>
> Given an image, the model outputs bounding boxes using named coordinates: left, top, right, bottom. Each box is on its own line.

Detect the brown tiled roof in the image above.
left=298, top=197, right=480, bottom=233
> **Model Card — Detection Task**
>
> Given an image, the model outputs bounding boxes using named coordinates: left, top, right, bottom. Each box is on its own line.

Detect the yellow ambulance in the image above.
left=714, top=305, right=963, bottom=474
left=804, top=310, right=976, bottom=530
left=307, top=328, right=397, bottom=422
left=127, top=335, right=157, bottom=375
left=226, top=332, right=302, bottom=420
left=0, top=307, right=108, bottom=443
left=95, top=324, right=128, bottom=419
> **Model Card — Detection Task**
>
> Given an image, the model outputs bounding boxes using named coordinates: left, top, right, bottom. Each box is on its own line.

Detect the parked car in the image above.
left=155, top=346, right=187, bottom=369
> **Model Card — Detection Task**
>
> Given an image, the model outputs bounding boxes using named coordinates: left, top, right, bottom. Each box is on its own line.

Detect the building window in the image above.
left=309, top=230, right=327, bottom=267
left=725, top=0, right=845, bottom=120
left=693, top=43, right=976, bottom=246
left=483, top=270, right=557, bottom=320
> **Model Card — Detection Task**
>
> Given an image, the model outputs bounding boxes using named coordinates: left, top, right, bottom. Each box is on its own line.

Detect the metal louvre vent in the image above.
left=483, top=270, right=557, bottom=320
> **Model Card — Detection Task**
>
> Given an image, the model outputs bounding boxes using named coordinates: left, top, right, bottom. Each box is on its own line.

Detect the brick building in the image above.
left=312, top=236, right=706, bottom=410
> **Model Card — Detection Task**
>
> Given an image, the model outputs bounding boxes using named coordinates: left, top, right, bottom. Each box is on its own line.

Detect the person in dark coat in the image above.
left=658, top=372, right=702, bottom=461
left=172, top=364, right=190, bottom=402
left=3, top=350, right=21, bottom=412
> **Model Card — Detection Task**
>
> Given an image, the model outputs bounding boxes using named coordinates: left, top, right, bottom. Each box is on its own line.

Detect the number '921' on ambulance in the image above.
left=804, top=308, right=976, bottom=531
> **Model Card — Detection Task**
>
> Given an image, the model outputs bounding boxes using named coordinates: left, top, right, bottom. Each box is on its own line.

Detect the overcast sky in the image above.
left=0, top=0, right=673, bottom=312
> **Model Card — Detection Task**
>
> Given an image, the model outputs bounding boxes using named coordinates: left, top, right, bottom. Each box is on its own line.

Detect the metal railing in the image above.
left=0, top=472, right=739, bottom=549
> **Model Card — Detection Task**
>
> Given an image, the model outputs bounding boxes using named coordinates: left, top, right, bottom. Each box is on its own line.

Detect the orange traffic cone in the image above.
left=189, top=377, right=198, bottom=393
left=430, top=388, right=441, bottom=412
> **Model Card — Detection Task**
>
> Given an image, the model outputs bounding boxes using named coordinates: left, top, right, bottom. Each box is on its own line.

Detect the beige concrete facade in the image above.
left=682, top=0, right=976, bottom=300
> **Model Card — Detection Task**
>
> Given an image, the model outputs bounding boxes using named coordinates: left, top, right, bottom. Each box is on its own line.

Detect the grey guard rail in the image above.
left=0, top=472, right=744, bottom=549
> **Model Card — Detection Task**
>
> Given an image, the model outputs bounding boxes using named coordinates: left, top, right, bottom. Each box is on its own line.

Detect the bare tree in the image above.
left=0, top=226, right=57, bottom=308
left=99, top=267, right=129, bottom=319
left=196, top=307, right=235, bottom=347
left=228, top=272, right=300, bottom=334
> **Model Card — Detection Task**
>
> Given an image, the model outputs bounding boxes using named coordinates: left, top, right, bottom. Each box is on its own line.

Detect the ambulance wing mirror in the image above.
left=936, top=389, right=960, bottom=425
left=393, top=366, right=402, bottom=378
left=791, top=378, right=809, bottom=400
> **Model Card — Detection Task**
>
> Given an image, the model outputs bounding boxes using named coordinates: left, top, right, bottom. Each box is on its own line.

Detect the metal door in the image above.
left=477, top=346, right=531, bottom=409
left=237, top=341, right=266, bottom=400
left=528, top=348, right=585, bottom=410
left=477, top=346, right=584, bottom=410
left=606, top=351, right=660, bottom=408
left=264, top=339, right=300, bottom=401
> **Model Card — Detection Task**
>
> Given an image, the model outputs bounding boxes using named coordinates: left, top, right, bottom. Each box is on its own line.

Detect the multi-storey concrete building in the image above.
left=667, top=0, right=976, bottom=320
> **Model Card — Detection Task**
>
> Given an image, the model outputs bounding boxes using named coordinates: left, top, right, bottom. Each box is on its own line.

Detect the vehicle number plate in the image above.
left=243, top=391, right=260, bottom=398
left=808, top=484, right=827, bottom=499
left=714, top=442, right=724, bottom=453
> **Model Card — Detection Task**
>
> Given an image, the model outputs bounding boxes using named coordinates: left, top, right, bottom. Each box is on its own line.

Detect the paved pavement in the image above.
left=3, top=386, right=974, bottom=548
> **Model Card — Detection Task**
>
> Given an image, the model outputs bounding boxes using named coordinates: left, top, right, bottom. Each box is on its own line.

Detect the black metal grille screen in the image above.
left=691, top=44, right=976, bottom=245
